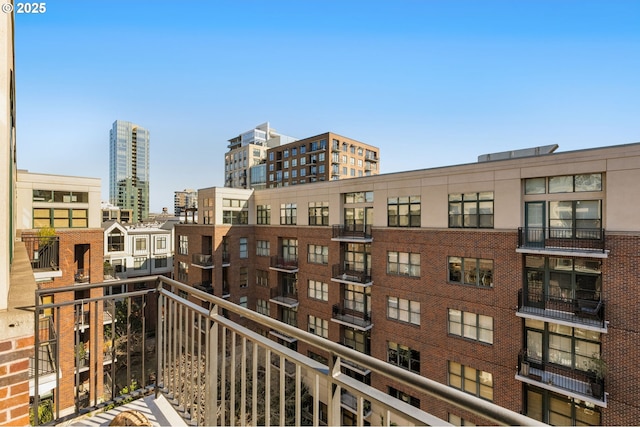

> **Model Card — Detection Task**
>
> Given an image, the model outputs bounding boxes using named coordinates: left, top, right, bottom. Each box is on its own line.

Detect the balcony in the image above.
left=517, top=289, right=607, bottom=332
left=516, top=351, right=607, bottom=407
left=332, top=224, right=373, bottom=242
left=22, top=234, right=62, bottom=280
left=331, top=264, right=373, bottom=286
left=517, top=227, right=607, bottom=257
left=269, top=286, right=299, bottom=308
left=332, top=304, right=373, bottom=331
left=32, top=276, right=543, bottom=426
left=270, top=255, right=299, bottom=273
left=191, top=253, right=213, bottom=269
left=75, top=268, right=90, bottom=283
left=222, top=251, right=231, bottom=266
left=193, top=281, right=213, bottom=294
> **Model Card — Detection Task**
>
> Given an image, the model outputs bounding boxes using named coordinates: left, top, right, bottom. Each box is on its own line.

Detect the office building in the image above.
left=109, top=120, right=150, bottom=223
left=265, top=132, right=380, bottom=187
left=174, top=142, right=640, bottom=426
left=224, top=122, right=297, bottom=189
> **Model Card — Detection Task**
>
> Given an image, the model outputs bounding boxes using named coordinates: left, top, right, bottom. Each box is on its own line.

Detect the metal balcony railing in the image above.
left=33, top=276, right=544, bottom=426
left=517, top=227, right=606, bottom=253
left=517, top=289, right=606, bottom=329
left=191, top=253, right=213, bottom=268
left=270, top=286, right=298, bottom=307
left=517, top=350, right=606, bottom=403
left=22, top=235, right=60, bottom=271
left=332, top=264, right=373, bottom=285
left=332, top=223, right=373, bottom=240
left=270, top=255, right=299, bottom=271
left=332, top=303, right=372, bottom=330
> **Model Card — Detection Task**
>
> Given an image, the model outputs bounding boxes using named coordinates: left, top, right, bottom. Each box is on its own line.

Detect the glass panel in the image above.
left=549, top=175, right=574, bottom=193
left=463, top=313, right=477, bottom=339
left=525, top=178, right=546, bottom=194
left=575, top=173, right=602, bottom=192
left=526, top=389, right=544, bottom=421
left=527, top=330, right=543, bottom=361
left=449, top=309, right=462, bottom=335
left=464, top=367, right=477, bottom=394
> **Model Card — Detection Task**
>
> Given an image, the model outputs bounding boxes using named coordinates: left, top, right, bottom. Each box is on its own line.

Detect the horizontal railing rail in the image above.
left=191, top=253, right=213, bottom=267
left=332, top=223, right=373, bottom=240
left=33, top=276, right=545, bottom=426
left=517, top=227, right=606, bottom=252
left=332, top=264, right=373, bottom=285
left=22, top=235, right=60, bottom=270
left=517, top=289, right=606, bottom=328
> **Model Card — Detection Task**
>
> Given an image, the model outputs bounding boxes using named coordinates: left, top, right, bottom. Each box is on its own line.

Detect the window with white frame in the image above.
left=448, top=309, right=493, bottom=344
left=308, top=280, right=328, bottom=301
left=156, top=236, right=167, bottom=250
left=387, top=297, right=420, bottom=325
left=308, top=315, right=328, bottom=338
left=307, top=244, right=328, bottom=264
left=387, top=251, right=420, bottom=277
left=256, top=240, right=270, bottom=256
left=135, top=238, right=147, bottom=252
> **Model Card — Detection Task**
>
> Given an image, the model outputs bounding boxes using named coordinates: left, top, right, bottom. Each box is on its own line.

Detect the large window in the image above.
left=33, top=190, right=88, bottom=203
left=33, top=208, right=88, bottom=228
left=387, top=196, right=421, bottom=227
left=308, top=280, right=328, bottom=301
left=256, top=299, right=270, bottom=316
left=448, top=192, right=494, bottom=228
left=343, top=328, right=369, bottom=354
left=281, top=238, right=298, bottom=262
left=256, top=269, right=269, bottom=287
left=344, top=284, right=370, bottom=315
left=308, top=315, right=329, bottom=338
left=344, top=243, right=371, bottom=273
left=223, top=210, right=248, bottom=224
left=308, top=201, right=329, bottom=225
left=156, top=236, right=167, bottom=250
left=525, top=256, right=601, bottom=302
left=524, top=318, right=601, bottom=371
left=154, top=256, right=167, bottom=268
left=257, top=205, right=271, bottom=225
left=549, top=200, right=601, bottom=238
left=280, top=203, right=297, bottom=225
left=448, top=362, right=493, bottom=401
left=525, top=386, right=601, bottom=426
left=108, top=231, right=124, bottom=252
left=448, top=257, right=493, bottom=287
left=387, top=251, right=420, bottom=277
left=344, top=191, right=373, bottom=204
left=448, top=309, right=493, bottom=344
left=387, top=297, right=420, bottom=325
left=135, top=238, right=147, bottom=252
left=179, top=235, right=188, bottom=255
left=307, top=244, right=328, bottom=264
left=256, top=240, right=270, bottom=257
left=387, top=342, right=420, bottom=373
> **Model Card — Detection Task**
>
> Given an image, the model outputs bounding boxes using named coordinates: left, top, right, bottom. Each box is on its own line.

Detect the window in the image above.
left=308, top=201, right=329, bottom=226
left=388, top=196, right=421, bottom=227
left=239, top=238, right=248, bottom=258
left=280, top=203, right=297, bottom=225
left=134, top=257, right=147, bottom=270
left=256, top=269, right=269, bottom=287
left=387, top=251, right=420, bottom=277
left=307, top=244, right=328, bottom=264
left=388, top=387, right=420, bottom=408
left=448, top=257, right=493, bottom=287
left=154, top=256, right=167, bottom=268
left=281, top=238, right=298, bottom=262
left=156, top=236, right=167, bottom=250
left=108, top=231, right=124, bottom=252
left=308, top=280, right=328, bottom=301
left=257, top=299, right=270, bottom=316
left=344, top=284, right=370, bottom=314
left=387, top=297, right=420, bottom=325
left=387, top=342, right=420, bottom=373
left=135, top=238, right=147, bottom=251
left=239, top=267, right=248, bottom=288
left=524, top=256, right=601, bottom=303
left=256, top=240, right=270, bottom=256
left=537, top=173, right=603, bottom=193
left=448, top=414, right=476, bottom=426
left=448, top=309, right=493, bottom=344
left=448, top=362, right=493, bottom=401
left=179, top=236, right=188, bottom=255
left=32, top=208, right=88, bottom=228
left=549, top=200, right=601, bottom=238
left=524, top=318, right=601, bottom=371
left=257, top=205, right=271, bottom=225
left=525, top=386, right=601, bottom=426
left=308, top=315, right=329, bottom=338
left=223, top=210, right=248, bottom=224
left=281, top=307, right=297, bottom=327
left=344, top=191, right=374, bottom=203
left=448, top=192, right=494, bottom=228
left=343, top=328, right=369, bottom=354
left=178, top=262, right=188, bottom=282
left=239, top=296, right=248, bottom=308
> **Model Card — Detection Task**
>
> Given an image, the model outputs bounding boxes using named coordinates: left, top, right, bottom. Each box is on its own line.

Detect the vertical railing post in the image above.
left=156, top=289, right=163, bottom=399
left=328, top=355, right=342, bottom=427
left=33, top=293, right=41, bottom=426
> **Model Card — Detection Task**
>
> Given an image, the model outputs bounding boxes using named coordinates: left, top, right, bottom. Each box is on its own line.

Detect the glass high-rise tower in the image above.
left=109, top=120, right=150, bottom=222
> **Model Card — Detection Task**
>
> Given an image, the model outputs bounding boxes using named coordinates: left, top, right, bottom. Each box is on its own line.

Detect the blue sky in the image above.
left=14, top=0, right=640, bottom=212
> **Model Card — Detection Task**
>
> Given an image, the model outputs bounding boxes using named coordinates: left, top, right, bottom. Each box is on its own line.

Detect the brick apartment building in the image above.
left=175, top=142, right=640, bottom=426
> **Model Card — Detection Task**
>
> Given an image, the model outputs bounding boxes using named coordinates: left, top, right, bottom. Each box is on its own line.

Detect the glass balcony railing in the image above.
left=32, top=277, right=544, bottom=426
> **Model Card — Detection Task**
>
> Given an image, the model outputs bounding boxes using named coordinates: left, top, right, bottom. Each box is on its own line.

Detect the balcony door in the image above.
left=525, top=202, right=545, bottom=246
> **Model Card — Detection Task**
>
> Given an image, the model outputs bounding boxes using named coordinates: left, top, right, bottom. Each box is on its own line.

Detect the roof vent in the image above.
left=478, top=144, right=559, bottom=162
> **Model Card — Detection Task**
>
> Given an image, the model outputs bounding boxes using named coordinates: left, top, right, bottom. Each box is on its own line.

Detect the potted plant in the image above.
left=75, top=342, right=87, bottom=367
left=586, top=354, right=607, bottom=399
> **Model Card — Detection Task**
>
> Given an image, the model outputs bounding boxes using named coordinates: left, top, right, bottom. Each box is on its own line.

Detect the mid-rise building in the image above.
left=174, top=188, right=197, bottom=217
left=101, top=201, right=133, bottom=223
left=224, top=122, right=297, bottom=189
left=174, top=142, right=640, bottom=426
left=265, top=132, right=380, bottom=187
left=109, top=120, right=150, bottom=223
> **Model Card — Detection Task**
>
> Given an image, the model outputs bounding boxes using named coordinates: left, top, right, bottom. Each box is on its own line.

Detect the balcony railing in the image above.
left=270, top=255, right=299, bottom=272
left=22, top=235, right=60, bottom=271
left=517, top=289, right=606, bottom=330
left=332, top=303, right=373, bottom=330
left=33, top=276, right=544, bottom=426
left=270, top=286, right=299, bottom=308
left=517, top=350, right=606, bottom=404
left=332, top=223, right=373, bottom=240
left=332, top=264, right=373, bottom=286
left=517, top=227, right=606, bottom=254
left=191, top=253, right=213, bottom=268
left=222, top=252, right=231, bottom=265
left=29, top=317, right=57, bottom=378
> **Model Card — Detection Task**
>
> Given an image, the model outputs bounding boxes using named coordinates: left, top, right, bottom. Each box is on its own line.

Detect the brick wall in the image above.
left=0, top=334, right=33, bottom=426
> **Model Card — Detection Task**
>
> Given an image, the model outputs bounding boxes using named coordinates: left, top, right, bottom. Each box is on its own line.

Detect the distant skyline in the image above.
left=14, top=0, right=640, bottom=212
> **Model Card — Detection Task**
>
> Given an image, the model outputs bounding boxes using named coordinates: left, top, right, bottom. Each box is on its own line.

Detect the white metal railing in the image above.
left=33, top=276, right=545, bottom=426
